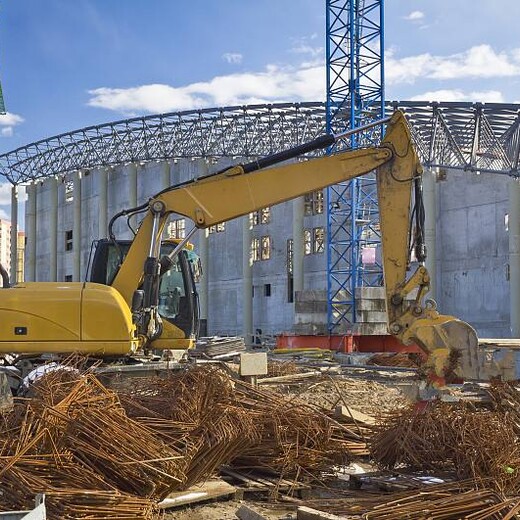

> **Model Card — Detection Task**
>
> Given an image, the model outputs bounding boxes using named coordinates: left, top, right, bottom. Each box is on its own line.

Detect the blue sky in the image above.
left=0, top=0, right=519, bottom=218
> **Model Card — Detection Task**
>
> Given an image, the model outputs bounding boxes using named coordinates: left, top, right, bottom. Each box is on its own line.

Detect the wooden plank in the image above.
left=158, top=478, right=237, bottom=509
left=220, top=467, right=266, bottom=488
left=297, top=506, right=346, bottom=520
left=334, top=405, right=376, bottom=426
left=258, top=371, right=321, bottom=384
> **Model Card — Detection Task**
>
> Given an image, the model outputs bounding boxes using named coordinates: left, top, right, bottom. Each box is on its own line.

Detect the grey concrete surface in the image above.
left=25, top=161, right=516, bottom=340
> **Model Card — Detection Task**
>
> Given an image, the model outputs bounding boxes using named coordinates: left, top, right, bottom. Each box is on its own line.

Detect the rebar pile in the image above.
left=43, top=491, right=159, bottom=520
left=0, top=376, right=169, bottom=518
left=116, top=366, right=357, bottom=483
left=263, top=360, right=302, bottom=378
left=488, top=380, right=520, bottom=436
left=305, top=480, right=520, bottom=519
left=0, top=363, right=360, bottom=517
left=116, top=366, right=260, bottom=488
left=371, top=401, right=520, bottom=494
left=367, top=352, right=423, bottom=368
left=229, top=379, right=353, bottom=479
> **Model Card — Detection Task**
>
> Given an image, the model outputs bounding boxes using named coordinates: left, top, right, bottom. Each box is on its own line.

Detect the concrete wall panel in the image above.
left=438, top=170, right=509, bottom=337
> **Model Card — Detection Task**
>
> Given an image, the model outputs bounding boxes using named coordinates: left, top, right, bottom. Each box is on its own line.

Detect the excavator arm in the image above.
left=109, top=110, right=479, bottom=382
left=377, top=114, right=480, bottom=383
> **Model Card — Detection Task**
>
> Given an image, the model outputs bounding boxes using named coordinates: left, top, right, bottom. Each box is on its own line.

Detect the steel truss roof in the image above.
left=0, top=100, right=519, bottom=185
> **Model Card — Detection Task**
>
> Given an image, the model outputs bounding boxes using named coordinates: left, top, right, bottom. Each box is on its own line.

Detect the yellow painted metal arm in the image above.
left=376, top=112, right=480, bottom=382
left=112, top=144, right=392, bottom=303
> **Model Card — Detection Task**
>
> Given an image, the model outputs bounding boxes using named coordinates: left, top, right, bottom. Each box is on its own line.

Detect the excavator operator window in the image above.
left=158, top=264, right=185, bottom=320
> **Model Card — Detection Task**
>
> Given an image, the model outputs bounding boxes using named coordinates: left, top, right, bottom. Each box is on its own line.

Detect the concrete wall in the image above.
left=24, top=161, right=515, bottom=340
left=436, top=169, right=510, bottom=338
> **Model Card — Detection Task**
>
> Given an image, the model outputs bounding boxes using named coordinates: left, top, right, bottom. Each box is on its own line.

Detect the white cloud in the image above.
left=0, top=183, right=12, bottom=205
left=222, top=52, right=243, bottom=65
left=290, top=36, right=323, bottom=59
left=387, top=45, right=520, bottom=84
left=410, top=89, right=505, bottom=103
left=0, top=112, right=24, bottom=138
left=87, top=44, right=520, bottom=116
left=0, top=113, right=24, bottom=126
left=88, top=63, right=326, bottom=114
left=404, top=11, right=425, bottom=21
left=0, top=207, right=10, bottom=221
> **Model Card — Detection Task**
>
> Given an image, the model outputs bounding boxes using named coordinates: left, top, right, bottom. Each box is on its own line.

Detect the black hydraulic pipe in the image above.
left=149, top=116, right=392, bottom=199
left=241, top=134, right=335, bottom=174
left=0, top=263, right=9, bottom=288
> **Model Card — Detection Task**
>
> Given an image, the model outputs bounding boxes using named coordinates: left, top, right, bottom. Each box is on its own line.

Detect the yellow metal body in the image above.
left=0, top=110, right=479, bottom=379
left=376, top=113, right=479, bottom=381
left=0, top=282, right=139, bottom=355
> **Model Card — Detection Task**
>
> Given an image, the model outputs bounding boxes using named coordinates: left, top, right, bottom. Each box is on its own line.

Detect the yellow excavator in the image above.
left=0, top=111, right=480, bottom=385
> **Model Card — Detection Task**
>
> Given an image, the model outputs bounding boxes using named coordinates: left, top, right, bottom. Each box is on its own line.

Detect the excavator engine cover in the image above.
left=0, top=282, right=139, bottom=355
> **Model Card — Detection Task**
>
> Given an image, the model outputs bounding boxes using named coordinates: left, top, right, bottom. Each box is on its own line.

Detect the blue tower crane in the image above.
left=326, top=0, right=385, bottom=333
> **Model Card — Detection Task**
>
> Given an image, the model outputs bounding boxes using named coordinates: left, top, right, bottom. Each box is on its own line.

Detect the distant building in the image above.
left=16, top=230, right=25, bottom=283
left=0, top=221, right=25, bottom=284
left=0, top=219, right=11, bottom=274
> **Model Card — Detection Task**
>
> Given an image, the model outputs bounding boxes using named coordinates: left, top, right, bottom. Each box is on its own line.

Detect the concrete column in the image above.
left=26, top=183, right=37, bottom=282
left=48, top=178, right=58, bottom=281
left=73, top=172, right=82, bottom=281
left=98, top=168, right=108, bottom=238
left=242, top=215, right=253, bottom=344
left=128, top=164, right=138, bottom=231
left=161, top=161, right=170, bottom=189
left=199, top=231, right=209, bottom=336
left=423, top=169, right=437, bottom=301
left=509, top=178, right=520, bottom=337
left=9, top=185, right=18, bottom=283
left=292, top=197, right=305, bottom=293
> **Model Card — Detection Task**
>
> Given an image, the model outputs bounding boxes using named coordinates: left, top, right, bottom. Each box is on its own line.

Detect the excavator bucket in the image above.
left=410, top=316, right=481, bottom=385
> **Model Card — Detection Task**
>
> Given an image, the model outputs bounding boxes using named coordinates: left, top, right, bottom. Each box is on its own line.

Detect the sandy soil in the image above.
left=272, top=374, right=408, bottom=415
left=164, top=499, right=294, bottom=519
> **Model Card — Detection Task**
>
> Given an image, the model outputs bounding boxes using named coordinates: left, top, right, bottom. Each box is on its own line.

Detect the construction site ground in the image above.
left=2, top=348, right=517, bottom=519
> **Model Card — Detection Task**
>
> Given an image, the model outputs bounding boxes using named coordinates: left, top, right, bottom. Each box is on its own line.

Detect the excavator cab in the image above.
left=89, top=239, right=200, bottom=340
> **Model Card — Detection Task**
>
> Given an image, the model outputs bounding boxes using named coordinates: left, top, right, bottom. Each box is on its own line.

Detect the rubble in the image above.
left=6, top=359, right=520, bottom=519
left=0, top=363, right=364, bottom=518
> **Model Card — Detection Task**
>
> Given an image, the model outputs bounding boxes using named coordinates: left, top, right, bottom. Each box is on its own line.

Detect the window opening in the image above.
left=65, top=230, right=73, bottom=251
left=261, top=236, right=271, bottom=260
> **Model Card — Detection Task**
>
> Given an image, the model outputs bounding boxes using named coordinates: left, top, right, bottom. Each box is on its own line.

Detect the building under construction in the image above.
left=0, top=101, right=518, bottom=345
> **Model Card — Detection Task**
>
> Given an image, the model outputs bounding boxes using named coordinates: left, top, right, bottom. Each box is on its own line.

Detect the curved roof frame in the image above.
left=0, top=100, right=519, bottom=185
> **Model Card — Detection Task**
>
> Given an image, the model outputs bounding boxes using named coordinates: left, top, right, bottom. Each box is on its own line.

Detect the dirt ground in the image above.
left=270, top=371, right=411, bottom=415
left=164, top=500, right=293, bottom=520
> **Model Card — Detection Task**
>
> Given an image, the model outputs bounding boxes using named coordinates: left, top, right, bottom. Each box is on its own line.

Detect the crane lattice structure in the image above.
left=326, top=0, right=385, bottom=333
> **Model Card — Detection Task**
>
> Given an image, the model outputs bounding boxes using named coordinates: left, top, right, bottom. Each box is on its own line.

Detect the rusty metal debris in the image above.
left=263, top=360, right=302, bottom=378
left=116, top=366, right=359, bottom=482
left=304, top=480, right=520, bottom=519
left=371, top=400, right=520, bottom=495
left=367, top=352, right=423, bottom=368
left=0, top=363, right=361, bottom=517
